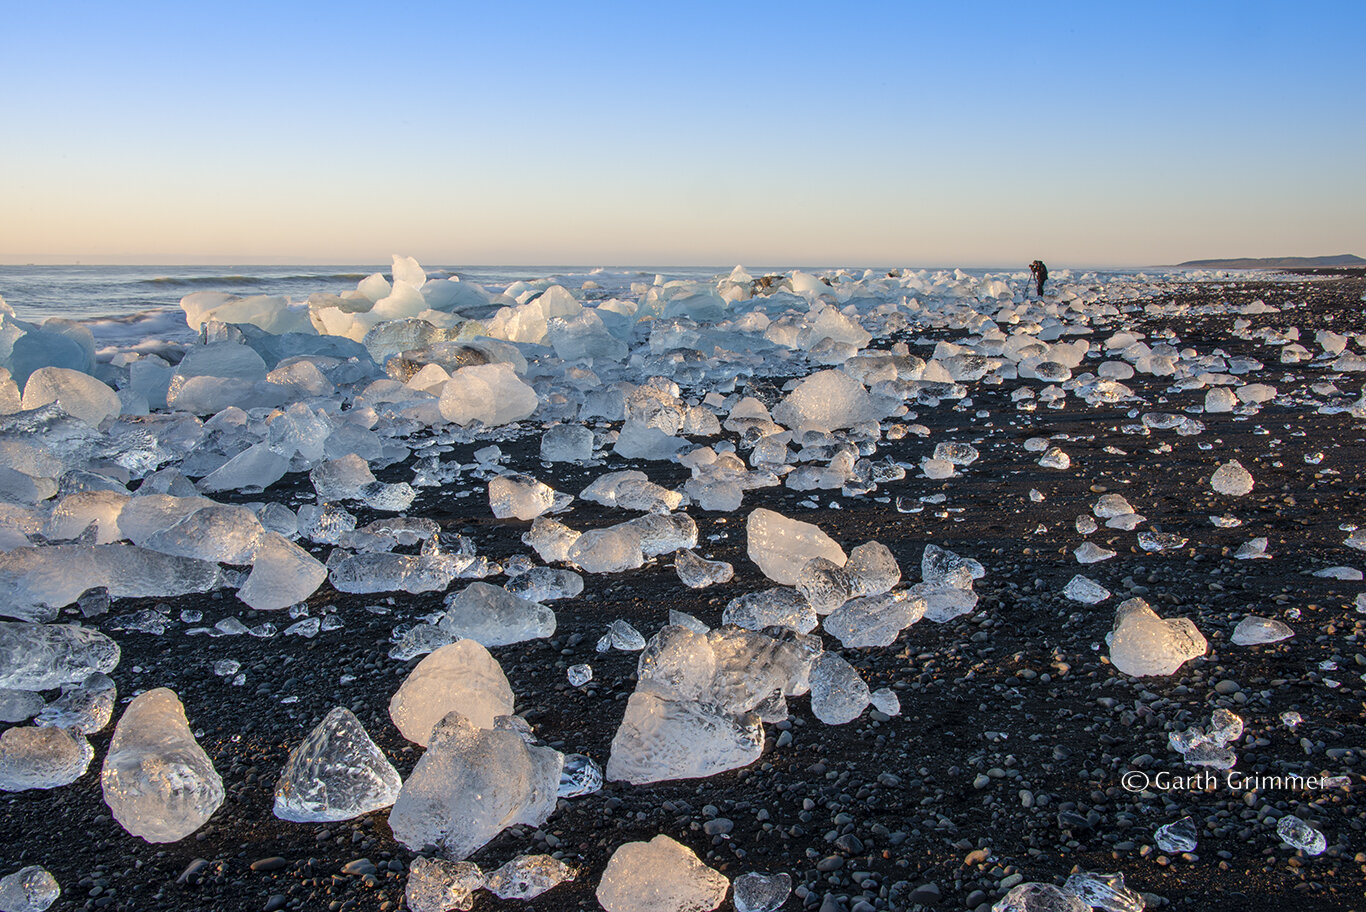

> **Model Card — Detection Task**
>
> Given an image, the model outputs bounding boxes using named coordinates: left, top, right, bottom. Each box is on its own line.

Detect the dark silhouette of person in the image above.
left=1029, top=260, right=1048, bottom=297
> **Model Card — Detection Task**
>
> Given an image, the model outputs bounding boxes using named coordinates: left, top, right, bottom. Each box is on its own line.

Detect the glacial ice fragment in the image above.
left=404, top=857, right=485, bottom=912
left=1275, top=816, right=1326, bottom=855
left=0, top=725, right=93, bottom=791
left=388, top=711, right=563, bottom=860
left=1063, top=575, right=1110, bottom=604
left=723, top=589, right=817, bottom=634
left=746, top=508, right=846, bottom=586
left=101, top=688, right=224, bottom=842
left=33, top=672, right=114, bottom=733
left=823, top=591, right=926, bottom=648
left=991, top=883, right=1088, bottom=912
left=1210, top=460, right=1254, bottom=496
left=675, top=550, right=734, bottom=588
left=389, top=640, right=515, bottom=745
left=486, top=854, right=574, bottom=900
left=596, top=835, right=729, bottom=912
left=1106, top=598, right=1206, bottom=677
left=607, top=691, right=764, bottom=784
left=439, top=582, right=556, bottom=647
left=1061, top=871, right=1144, bottom=912
left=438, top=363, right=538, bottom=427
left=1230, top=616, right=1294, bottom=645
left=0, top=865, right=60, bottom=912
left=808, top=651, right=870, bottom=724
left=1154, top=816, right=1197, bottom=853
left=237, top=533, right=327, bottom=611
left=733, top=872, right=791, bottom=912
left=0, top=622, right=119, bottom=690
left=488, top=474, right=564, bottom=521
left=558, top=752, right=603, bottom=797
left=540, top=424, right=594, bottom=462
left=273, top=707, right=401, bottom=822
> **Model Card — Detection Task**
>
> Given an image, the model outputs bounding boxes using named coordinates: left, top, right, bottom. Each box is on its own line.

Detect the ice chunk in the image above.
left=388, top=711, right=563, bottom=860
left=101, top=688, right=223, bottom=842
left=0, top=622, right=119, bottom=690
left=43, top=491, right=128, bottom=545
left=771, top=370, right=881, bottom=432
left=613, top=420, right=687, bottom=460
left=1231, top=615, right=1294, bottom=645
left=1106, top=598, right=1207, bottom=677
left=1275, top=816, right=1326, bottom=855
left=991, top=883, right=1088, bottom=912
left=598, top=619, right=646, bottom=652
left=733, top=872, right=791, bottom=912
left=796, top=557, right=854, bottom=614
left=1093, top=494, right=1134, bottom=518
left=869, top=687, right=900, bottom=716
left=310, top=454, right=378, bottom=501
left=33, top=672, right=114, bottom=733
left=567, top=664, right=592, bottom=686
left=1063, top=575, right=1111, bottom=604
left=272, top=707, right=401, bottom=823
left=920, top=458, right=955, bottom=479
left=486, top=854, right=574, bottom=900
left=1234, top=537, right=1270, bottom=559
left=674, top=550, right=734, bottom=588
left=20, top=367, right=120, bottom=426
left=0, top=865, right=60, bottom=912
left=143, top=503, right=262, bottom=564
left=521, top=517, right=581, bottom=563
left=933, top=442, right=980, bottom=466
left=1037, top=447, right=1071, bottom=469
left=558, top=752, right=603, bottom=797
left=0, top=545, right=225, bottom=618
left=596, top=835, right=729, bottom=912
left=0, top=690, right=44, bottom=724
left=438, top=363, right=538, bottom=426
left=404, top=857, right=485, bottom=912
left=1210, top=459, right=1254, bottom=496
left=1154, top=816, right=1198, bottom=853
left=0, top=725, right=93, bottom=790
left=439, top=582, right=556, bottom=647
left=823, top=591, right=926, bottom=648
left=197, top=443, right=289, bottom=493
left=540, top=424, right=594, bottom=462
left=488, top=474, right=567, bottom=521
left=746, top=508, right=846, bottom=585
left=504, top=567, right=583, bottom=602
left=390, top=640, right=515, bottom=745
left=913, top=544, right=980, bottom=622
left=1062, top=872, right=1144, bottom=912
left=607, top=691, right=763, bottom=784
left=723, top=588, right=817, bottom=634
left=1074, top=542, right=1116, bottom=564
left=808, top=651, right=870, bottom=724
left=567, top=525, right=645, bottom=573
left=845, top=541, right=900, bottom=596
left=237, top=533, right=326, bottom=611
left=580, top=471, right=684, bottom=513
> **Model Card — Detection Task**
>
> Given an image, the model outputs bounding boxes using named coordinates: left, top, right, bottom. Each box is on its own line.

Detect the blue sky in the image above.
left=2, top=1, right=1361, bottom=266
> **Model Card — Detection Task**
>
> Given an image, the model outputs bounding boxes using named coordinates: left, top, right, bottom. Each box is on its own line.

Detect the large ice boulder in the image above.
left=388, top=711, right=563, bottom=860
left=101, top=688, right=224, bottom=843
left=771, top=370, right=881, bottom=432
left=606, top=691, right=763, bottom=784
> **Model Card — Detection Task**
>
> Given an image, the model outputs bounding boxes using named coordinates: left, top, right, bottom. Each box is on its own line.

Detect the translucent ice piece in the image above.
left=0, top=725, right=93, bottom=791
left=273, top=707, right=401, bottom=822
left=596, top=835, right=729, bottom=912
left=389, top=640, right=515, bottom=745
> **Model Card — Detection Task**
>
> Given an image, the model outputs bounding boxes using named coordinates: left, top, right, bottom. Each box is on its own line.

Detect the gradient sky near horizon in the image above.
left=2, top=1, right=1362, bottom=267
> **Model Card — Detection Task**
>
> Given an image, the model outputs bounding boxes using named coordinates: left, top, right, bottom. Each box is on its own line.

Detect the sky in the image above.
left=1, top=1, right=1362, bottom=267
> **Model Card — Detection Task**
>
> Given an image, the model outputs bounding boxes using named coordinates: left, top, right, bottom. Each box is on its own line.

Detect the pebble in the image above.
left=250, top=857, right=288, bottom=873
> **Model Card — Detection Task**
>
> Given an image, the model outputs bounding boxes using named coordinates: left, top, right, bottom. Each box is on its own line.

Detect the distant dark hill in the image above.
left=1176, top=254, right=1366, bottom=269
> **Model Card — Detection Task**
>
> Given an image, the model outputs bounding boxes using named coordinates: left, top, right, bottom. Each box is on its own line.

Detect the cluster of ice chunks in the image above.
left=580, top=470, right=684, bottom=514
left=1169, top=708, right=1243, bottom=769
left=388, top=711, right=563, bottom=860
left=597, top=835, right=729, bottom=912
left=273, top=707, right=401, bottom=822
left=1106, top=598, right=1207, bottom=677
left=101, top=688, right=223, bottom=842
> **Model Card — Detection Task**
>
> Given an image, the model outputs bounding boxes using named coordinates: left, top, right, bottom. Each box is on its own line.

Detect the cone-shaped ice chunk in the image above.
left=0, top=865, right=60, bottom=912
left=675, top=550, right=733, bottom=588
left=439, top=582, right=556, bottom=647
left=438, top=363, right=538, bottom=426
left=733, top=872, right=792, bottom=912
left=808, top=651, right=870, bottom=724
left=747, top=508, right=846, bottom=585
left=388, top=711, right=563, bottom=860
left=1106, top=598, right=1207, bottom=677
left=1154, top=816, right=1198, bottom=853
left=273, top=707, right=401, bottom=823
left=1275, top=816, right=1326, bottom=855
left=597, top=835, right=729, bottom=912
left=1061, top=872, right=1144, bottom=912
left=1230, top=615, right=1294, bottom=645
left=0, top=725, right=93, bottom=790
left=34, top=672, right=114, bottom=733
left=0, top=622, right=119, bottom=690
left=404, top=857, right=485, bottom=912
left=101, top=688, right=223, bottom=843
left=991, top=883, right=1088, bottom=912
left=238, top=533, right=327, bottom=612
left=390, top=640, right=515, bottom=746
left=606, top=691, right=764, bottom=784
left=1210, top=460, right=1254, bottom=496
left=487, top=854, right=574, bottom=900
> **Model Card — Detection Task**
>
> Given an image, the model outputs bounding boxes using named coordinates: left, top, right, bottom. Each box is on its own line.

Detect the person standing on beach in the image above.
left=1029, top=260, right=1048, bottom=297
